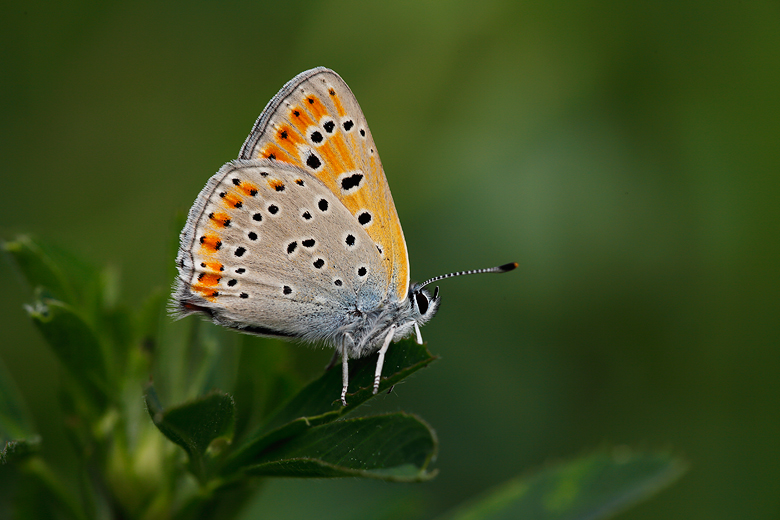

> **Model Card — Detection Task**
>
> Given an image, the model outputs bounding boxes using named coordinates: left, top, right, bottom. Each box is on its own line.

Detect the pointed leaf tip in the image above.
left=438, top=448, right=686, bottom=520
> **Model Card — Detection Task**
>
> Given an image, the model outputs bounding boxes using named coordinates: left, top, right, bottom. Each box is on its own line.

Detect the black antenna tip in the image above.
left=417, top=261, right=519, bottom=288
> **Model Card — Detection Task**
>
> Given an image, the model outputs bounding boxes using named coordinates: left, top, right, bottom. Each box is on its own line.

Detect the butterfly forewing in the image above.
left=238, top=67, right=410, bottom=302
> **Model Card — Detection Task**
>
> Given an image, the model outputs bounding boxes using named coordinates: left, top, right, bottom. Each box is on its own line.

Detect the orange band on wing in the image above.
left=304, top=95, right=328, bottom=120
left=275, top=125, right=304, bottom=159
left=268, top=178, right=285, bottom=191
left=237, top=182, right=258, bottom=197
left=198, top=272, right=221, bottom=286
left=209, top=212, right=231, bottom=228
left=203, top=261, right=223, bottom=272
left=221, top=192, right=243, bottom=210
left=288, top=106, right=316, bottom=131
left=328, top=89, right=347, bottom=117
left=259, top=143, right=293, bottom=163
left=329, top=133, right=357, bottom=171
left=199, top=234, right=222, bottom=253
left=191, top=284, right=219, bottom=302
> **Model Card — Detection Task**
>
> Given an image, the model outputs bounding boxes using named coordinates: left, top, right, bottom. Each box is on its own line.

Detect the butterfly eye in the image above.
left=415, top=292, right=429, bottom=315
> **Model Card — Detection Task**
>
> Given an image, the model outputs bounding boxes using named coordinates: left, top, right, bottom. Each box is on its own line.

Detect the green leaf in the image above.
left=0, top=358, right=40, bottom=465
left=242, top=413, right=437, bottom=482
left=224, top=339, right=436, bottom=473
left=0, top=358, right=35, bottom=442
left=3, top=235, right=102, bottom=311
left=3, top=235, right=77, bottom=304
left=145, top=384, right=235, bottom=483
left=268, top=339, right=436, bottom=428
left=437, top=448, right=687, bottom=520
left=25, top=298, right=110, bottom=409
left=1, top=438, right=41, bottom=466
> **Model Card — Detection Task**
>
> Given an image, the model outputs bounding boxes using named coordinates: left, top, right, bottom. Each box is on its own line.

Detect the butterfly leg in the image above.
left=414, top=322, right=423, bottom=345
left=373, top=324, right=397, bottom=394
left=341, top=340, right=350, bottom=406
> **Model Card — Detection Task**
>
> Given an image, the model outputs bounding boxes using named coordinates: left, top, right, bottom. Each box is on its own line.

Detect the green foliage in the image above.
left=27, top=299, right=111, bottom=411
left=1, top=235, right=685, bottom=519
left=241, top=413, right=437, bottom=481
left=225, top=338, right=437, bottom=474
left=0, top=358, right=39, bottom=465
left=438, top=449, right=687, bottom=520
left=145, top=387, right=236, bottom=484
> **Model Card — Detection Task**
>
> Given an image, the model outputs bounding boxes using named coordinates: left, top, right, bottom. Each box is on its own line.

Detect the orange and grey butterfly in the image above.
left=173, top=67, right=517, bottom=406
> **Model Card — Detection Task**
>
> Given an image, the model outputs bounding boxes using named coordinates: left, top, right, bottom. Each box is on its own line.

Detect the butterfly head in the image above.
left=408, top=283, right=441, bottom=327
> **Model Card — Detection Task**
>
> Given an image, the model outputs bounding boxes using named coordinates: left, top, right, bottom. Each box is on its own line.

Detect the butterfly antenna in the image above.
left=419, top=262, right=518, bottom=289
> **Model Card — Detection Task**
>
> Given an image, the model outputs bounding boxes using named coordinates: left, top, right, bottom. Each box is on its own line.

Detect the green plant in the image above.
left=1, top=235, right=685, bottom=519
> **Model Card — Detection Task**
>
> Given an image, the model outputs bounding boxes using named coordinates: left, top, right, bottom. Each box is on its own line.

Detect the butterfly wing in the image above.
left=238, top=67, right=410, bottom=303
left=174, top=160, right=386, bottom=342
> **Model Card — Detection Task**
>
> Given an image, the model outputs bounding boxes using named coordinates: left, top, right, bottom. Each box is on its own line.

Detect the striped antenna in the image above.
left=419, top=262, right=518, bottom=289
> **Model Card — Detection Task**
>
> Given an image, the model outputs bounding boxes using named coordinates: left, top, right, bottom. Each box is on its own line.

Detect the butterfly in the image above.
left=173, top=67, right=516, bottom=405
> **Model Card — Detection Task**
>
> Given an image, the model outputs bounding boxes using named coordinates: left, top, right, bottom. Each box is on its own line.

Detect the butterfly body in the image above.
left=174, top=67, right=512, bottom=405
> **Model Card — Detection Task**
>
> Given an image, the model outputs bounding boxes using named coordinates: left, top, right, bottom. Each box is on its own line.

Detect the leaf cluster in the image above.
left=1, top=235, right=685, bottom=520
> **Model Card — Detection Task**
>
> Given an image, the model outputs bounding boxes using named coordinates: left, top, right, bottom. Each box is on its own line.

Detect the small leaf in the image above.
left=437, top=448, right=687, bottom=520
left=1, top=438, right=41, bottom=465
left=3, top=235, right=103, bottom=312
left=3, top=235, right=76, bottom=304
left=25, top=298, right=110, bottom=409
left=224, top=339, right=436, bottom=472
left=0, top=358, right=40, bottom=465
left=145, top=384, right=235, bottom=483
left=0, top=358, right=35, bottom=441
left=242, top=413, right=437, bottom=482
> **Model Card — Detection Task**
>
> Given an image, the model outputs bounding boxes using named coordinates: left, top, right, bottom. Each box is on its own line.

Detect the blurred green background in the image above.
left=2, top=1, right=779, bottom=518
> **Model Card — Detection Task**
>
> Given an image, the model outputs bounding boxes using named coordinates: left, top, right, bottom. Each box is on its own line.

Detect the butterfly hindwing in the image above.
left=238, top=67, right=410, bottom=302
left=175, top=160, right=385, bottom=339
